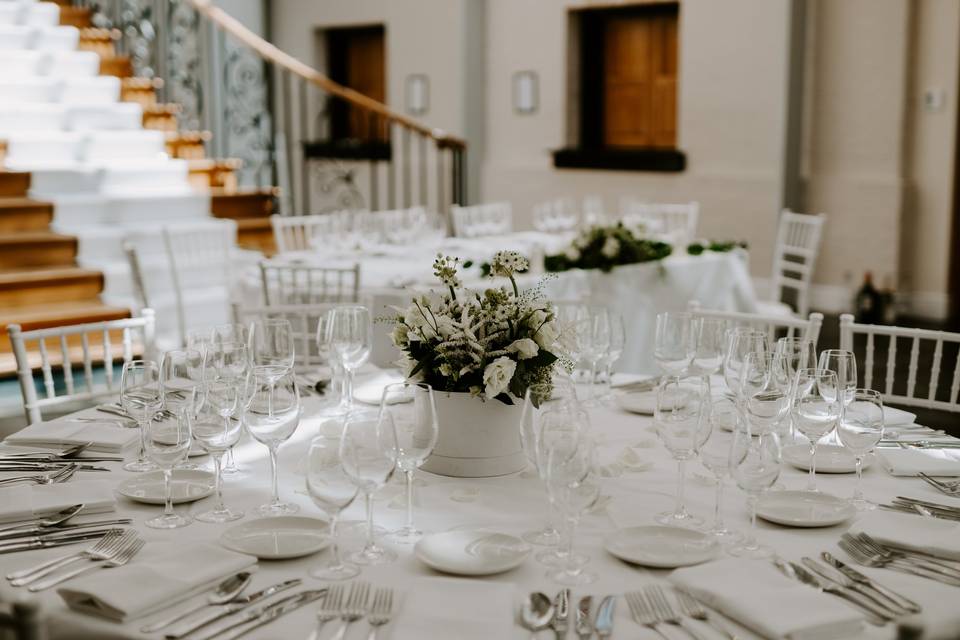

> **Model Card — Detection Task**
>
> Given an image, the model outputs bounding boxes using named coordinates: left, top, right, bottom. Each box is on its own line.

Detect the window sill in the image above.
left=552, top=147, right=686, bottom=172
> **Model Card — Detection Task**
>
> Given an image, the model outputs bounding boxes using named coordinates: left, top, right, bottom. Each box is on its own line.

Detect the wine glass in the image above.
left=775, top=337, right=817, bottom=378
left=792, top=368, right=840, bottom=491
left=597, top=312, right=626, bottom=401
left=740, top=353, right=791, bottom=436
left=554, top=303, right=589, bottom=382
left=193, top=380, right=244, bottom=522
left=207, top=340, right=247, bottom=475
left=306, top=435, right=361, bottom=580
left=654, top=312, right=695, bottom=379
left=837, top=389, right=884, bottom=510
left=544, top=435, right=600, bottom=586
left=249, top=319, right=295, bottom=417
left=244, top=369, right=302, bottom=516
left=723, top=328, right=767, bottom=400
left=186, top=330, right=211, bottom=355
left=143, top=404, right=193, bottom=529
left=340, top=409, right=398, bottom=565
left=121, top=360, right=162, bottom=472
left=818, top=349, right=858, bottom=408
left=381, top=382, right=438, bottom=543
left=325, top=306, right=372, bottom=414
left=654, top=375, right=709, bottom=527
left=699, top=397, right=742, bottom=541
left=159, top=349, right=203, bottom=418
left=729, top=428, right=781, bottom=558
left=581, top=307, right=611, bottom=406
left=211, top=323, right=248, bottom=349
left=692, top=318, right=726, bottom=376
left=315, top=309, right=345, bottom=414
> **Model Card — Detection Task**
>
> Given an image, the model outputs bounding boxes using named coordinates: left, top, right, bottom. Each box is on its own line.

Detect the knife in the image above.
left=0, top=529, right=123, bottom=554
left=164, top=579, right=303, bottom=639
left=193, top=589, right=326, bottom=640
left=0, top=519, right=132, bottom=541
left=821, top=551, right=922, bottom=614
left=552, top=589, right=570, bottom=639
left=789, top=561, right=890, bottom=625
left=801, top=557, right=907, bottom=616
left=575, top=596, right=592, bottom=640
left=594, top=595, right=616, bottom=639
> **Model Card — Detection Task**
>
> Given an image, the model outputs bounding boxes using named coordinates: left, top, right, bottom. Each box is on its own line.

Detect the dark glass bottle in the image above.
left=855, top=272, right=883, bottom=324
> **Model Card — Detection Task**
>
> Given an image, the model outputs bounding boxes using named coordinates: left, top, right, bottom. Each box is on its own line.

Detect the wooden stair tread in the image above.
left=79, top=27, right=119, bottom=41
left=0, top=197, right=53, bottom=210
left=234, top=217, right=271, bottom=230
left=0, top=301, right=130, bottom=330
left=98, top=56, right=133, bottom=78
left=0, top=267, right=103, bottom=287
left=189, top=158, right=242, bottom=170
left=58, top=5, right=92, bottom=27
left=167, top=130, right=212, bottom=143
left=0, top=232, right=74, bottom=245
left=210, top=187, right=279, bottom=219
left=143, top=103, right=182, bottom=116
left=122, top=77, right=164, bottom=90
left=0, top=172, right=31, bottom=198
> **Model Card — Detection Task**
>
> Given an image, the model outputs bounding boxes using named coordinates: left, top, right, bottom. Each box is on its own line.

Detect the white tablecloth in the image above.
left=2, top=389, right=959, bottom=639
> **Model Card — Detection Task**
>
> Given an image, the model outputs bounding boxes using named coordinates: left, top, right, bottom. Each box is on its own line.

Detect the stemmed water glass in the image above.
left=306, top=435, right=361, bottom=580
left=121, top=360, right=162, bottom=473
left=837, top=389, right=884, bottom=510
left=818, top=349, right=858, bottom=408
left=211, top=323, right=247, bottom=348
left=581, top=307, right=611, bottom=405
left=193, top=380, right=244, bottom=522
left=597, top=312, right=626, bottom=400
left=776, top=337, right=817, bottom=377
left=326, top=306, right=372, bottom=414
left=315, top=310, right=345, bottom=414
left=723, top=328, right=767, bottom=400
left=654, top=312, right=696, bottom=381
left=554, top=303, right=589, bottom=382
left=160, top=349, right=203, bottom=471
left=244, top=369, right=302, bottom=516
left=208, top=340, right=247, bottom=475
left=739, top=353, right=791, bottom=436
left=729, top=427, right=781, bottom=558
left=381, top=382, right=439, bottom=543
left=249, top=319, right=295, bottom=416
left=655, top=375, right=709, bottom=527
left=143, top=401, right=193, bottom=529
left=698, top=397, right=742, bottom=541
left=791, top=368, right=840, bottom=491
left=692, top=318, right=726, bottom=376
left=339, top=409, right=398, bottom=565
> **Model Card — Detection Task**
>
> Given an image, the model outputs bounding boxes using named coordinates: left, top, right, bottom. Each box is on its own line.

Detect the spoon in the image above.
left=520, top=592, right=554, bottom=639
left=140, top=571, right=253, bottom=633
left=0, top=504, right=84, bottom=535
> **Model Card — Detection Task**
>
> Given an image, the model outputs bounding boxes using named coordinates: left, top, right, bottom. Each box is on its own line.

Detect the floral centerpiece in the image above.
left=686, top=240, right=748, bottom=255
left=544, top=222, right=672, bottom=273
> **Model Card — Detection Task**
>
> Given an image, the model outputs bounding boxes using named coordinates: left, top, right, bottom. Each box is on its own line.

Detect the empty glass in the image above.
left=775, top=337, right=817, bottom=378
left=792, top=368, right=840, bottom=491
left=544, top=436, right=600, bottom=586
left=654, top=375, right=709, bottom=527
left=381, top=382, right=439, bottom=543
left=692, top=318, right=726, bottom=376
left=837, top=389, right=884, bottom=510
left=597, top=312, right=626, bottom=400
left=249, top=319, right=296, bottom=416
left=740, top=353, right=791, bottom=436
left=143, top=404, right=193, bottom=529
left=729, top=428, right=781, bottom=558
left=194, top=380, right=244, bottom=523
left=315, top=310, right=346, bottom=414
left=654, top=312, right=695, bottom=379
left=211, top=323, right=248, bottom=349
left=339, top=410, right=398, bottom=565
left=159, top=349, right=203, bottom=418
left=306, top=435, right=361, bottom=580
left=121, top=360, right=162, bottom=473
left=699, top=398, right=742, bottom=541
left=581, top=307, right=611, bottom=405
left=244, top=369, right=302, bottom=516
left=554, top=303, right=590, bottom=382
left=326, top=306, right=372, bottom=414
left=818, top=349, right=858, bottom=408
left=206, top=340, right=247, bottom=475
left=723, top=328, right=767, bottom=400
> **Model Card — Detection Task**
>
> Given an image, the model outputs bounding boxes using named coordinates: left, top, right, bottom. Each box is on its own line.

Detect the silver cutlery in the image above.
left=839, top=538, right=960, bottom=586
left=676, top=590, right=736, bottom=640
left=645, top=585, right=708, bottom=640
left=28, top=536, right=144, bottom=591
left=821, top=551, right=922, bottom=614
left=917, top=474, right=960, bottom=496
left=899, top=440, right=960, bottom=449
left=0, top=455, right=122, bottom=463
left=6, top=529, right=132, bottom=582
left=853, top=533, right=960, bottom=576
left=0, top=462, right=108, bottom=473
left=0, top=518, right=133, bottom=542
left=625, top=591, right=663, bottom=638
left=788, top=561, right=889, bottom=625
left=574, top=596, right=592, bottom=640
left=0, top=443, right=92, bottom=459
left=68, top=417, right=137, bottom=428
left=613, top=376, right=662, bottom=392
left=0, top=463, right=79, bottom=486
left=366, top=587, right=394, bottom=640
left=520, top=592, right=554, bottom=639
left=0, top=528, right=127, bottom=557
left=164, top=579, right=303, bottom=639
left=552, top=588, right=570, bottom=640
left=330, top=581, right=370, bottom=640
left=0, top=505, right=83, bottom=535
left=140, top=571, right=253, bottom=633
left=206, top=590, right=326, bottom=640
left=594, top=595, right=616, bottom=639
left=307, top=583, right=343, bottom=640
left=800, top=557, right=907, bottom=617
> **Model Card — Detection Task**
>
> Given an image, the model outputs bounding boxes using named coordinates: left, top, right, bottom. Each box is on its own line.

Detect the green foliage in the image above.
left=545, top=223, right=673, bottom=273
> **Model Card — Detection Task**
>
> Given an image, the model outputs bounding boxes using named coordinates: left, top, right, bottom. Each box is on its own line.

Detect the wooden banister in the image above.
left=187, top=0, right=465, bottom=149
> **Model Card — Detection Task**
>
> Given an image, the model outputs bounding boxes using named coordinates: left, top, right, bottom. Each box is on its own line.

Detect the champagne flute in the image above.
left=544, top=435, right=600, bottom=586
left=121, top=360, right=161, bottom=472
left=692, top=317, right=726, bottom=376
left=244, top=369, right=302, bottom=516
left=381, top=382, right=438, bottom=543
left=194, top=380, right=244, bottom=522
left=306, top=435, right=360, bottom=580
left=837, top=389, right=884, bottom=510
left=654, top=311, right=695, bottom=379
left=143, top=404, right=193, bottom=529
left=655, top=375, right=709, bottom=527
left=723, top=328, right=767, bottom=400
left=339, top=409, right=398, bottom=565
left=699, top=398, right=742, bottom=541
left=325, top=306, right=372, bottom=414
left=792, top=368, right=840, bottom=491
left=729, top=428, right=781, bottom=558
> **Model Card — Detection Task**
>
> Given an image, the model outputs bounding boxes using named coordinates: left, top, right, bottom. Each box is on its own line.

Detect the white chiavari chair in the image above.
left=532, top=198, right=578, bottom=233
left=259, top=260, right=360, bottom=305
left=8, top=310, right=156, bottom=424
left=620, top=200, right=700, bottom=244
left=758, top=210, right=827, bottom=318
left=370, top=206, right=431, bottom=244
left=450, top=202, right=513, bottom=238
left=840, top=314, right=960, bottom=413
left=270, top=212, right=347, bottom=254
left=232, top=303, right=338, bottom=375
left=688, top=301, right=824, bottom=348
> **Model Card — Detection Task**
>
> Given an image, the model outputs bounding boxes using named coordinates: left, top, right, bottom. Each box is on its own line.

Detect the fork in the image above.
left=0, top=464, right=79, bottom=487
left=840, top=539, right=960, bottom=587
left=329, top=582, right=370, bottom=640
left=28, top=537, right=144, bottom=591
left=918, top=473, right=960, bottom=496
left=676, top=589, right=736, bottom=640
left=854, top=533, right=960, bottom=576
left=307, top=583, right=344, bottom=640
left=6, top=529, right=132, bottom=583
left=367, top=587, right=394, bottom=640
left=624, top=591, right=669, bottom=639
left=645, top=585, right=709, bottom=640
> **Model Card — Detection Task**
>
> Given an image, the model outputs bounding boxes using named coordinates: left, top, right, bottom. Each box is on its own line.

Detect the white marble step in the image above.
left=0, top=103, right=65, bottom=134
left=65, top=101, right=141, bottom=130
left=47, top=190, right=210, bottom=225
left=84, top=129, right=165, bottom=160
left=0, top=76, right=120, bottom=103
left=0, top=1, right=58, bottom=27
left=4, top=131, right=84, bottom=165
left=0, top=49, right=99, bottom=76
left=5, top=130, right=165, bottom=168
left=0, top=24, right=78, bottom=50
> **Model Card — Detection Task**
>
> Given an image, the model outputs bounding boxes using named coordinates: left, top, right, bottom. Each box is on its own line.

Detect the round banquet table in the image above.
left=1, top=385, right=959, bottom=640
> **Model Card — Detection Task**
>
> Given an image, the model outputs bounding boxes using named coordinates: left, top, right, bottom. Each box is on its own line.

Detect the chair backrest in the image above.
left=271, top=212, right=347, bottom=254
left=123, top=241, right=150, bottom=310
left=0, top=599, right=46, bottom=640
left=450, top=202, right=513, bottom=238
left=770, top=210, right=826, bottom=317
left=839, top=314, right=960, bottom=413
left=259, top=260, right=360, bottom=305
left=688, top=300, right=824, bottom=348
left=620, top=200, right=699, bottom=244
left=162, top=219, right=237, bottom=347
left=8, top=310, right=156, bottom=425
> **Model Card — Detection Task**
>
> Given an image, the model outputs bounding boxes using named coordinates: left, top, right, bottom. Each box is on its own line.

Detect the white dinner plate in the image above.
left=220, top=516, right=331, bottom=560
left=604, top=526, right=720, bottom=568
left=782, top=444, right=872, bottom=474
left=116, top=469, right=214, bottom=505
left=414, top=530, right=530, bottom=576
left=756, top=490, right=855, bottom=528
left=614, top=389, right=689, bottom=416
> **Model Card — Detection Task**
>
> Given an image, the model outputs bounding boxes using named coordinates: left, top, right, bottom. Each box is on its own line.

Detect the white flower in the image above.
left=564, top=246, right=581, bottom=262
left=390, top=324, right=408, bottom=347
left=490, top=251, right=529, bottom=278
left=506, top=338, right=539, bottom=360
left=528, top=309, right=559, bottom=350
left=601, top=236, right=620, bottom=259
left=483, top=356, right=516, bottom=399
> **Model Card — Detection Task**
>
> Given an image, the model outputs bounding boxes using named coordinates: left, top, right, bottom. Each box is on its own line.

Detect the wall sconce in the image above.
left=512, top=70, right=538, bottom=114
left=405, top=74, right=429, bottom=115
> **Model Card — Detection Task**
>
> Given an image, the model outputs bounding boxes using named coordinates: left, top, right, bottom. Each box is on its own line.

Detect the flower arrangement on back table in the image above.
left=544, top=222, right=672, bottom=273
left=390, top=252, right=568, bottom=405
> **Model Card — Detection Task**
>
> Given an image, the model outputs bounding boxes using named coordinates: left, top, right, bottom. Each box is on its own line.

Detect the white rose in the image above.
left=506, top=338, right=539, bottom=360
left=390, top=324, right=408, bottom=347
left=483, top=356, right=517, bottom=399
left=564, top=246, right=581, bottom=262
left=528, top=310, right=559, bottom=350
left=601, top=236, right=620, bottom=259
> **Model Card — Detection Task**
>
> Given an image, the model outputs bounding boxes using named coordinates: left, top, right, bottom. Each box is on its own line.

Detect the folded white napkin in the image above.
left=389, top=577, right=515, bottom=640
left=5, top=415, right=138, bottom=453
left=849, top=511, right=960, bottom=561
left=0, top=479, right=115, bottom=524
left=883, top=406, right=916, bottom=426
left=58, top=542, right=257, bottom=622
left=877, top=448, right=960, bottom=477
left=669, top=558, right=863, bottom=640
left=353, top=370, right=406, bottom=405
